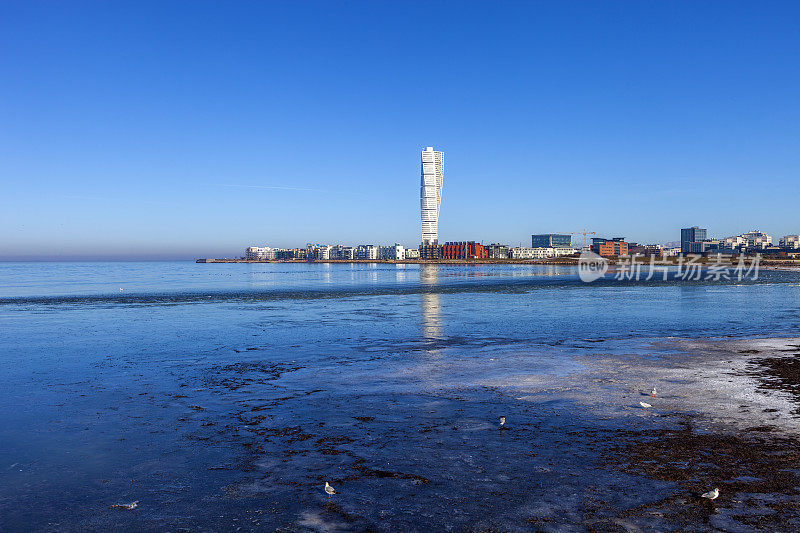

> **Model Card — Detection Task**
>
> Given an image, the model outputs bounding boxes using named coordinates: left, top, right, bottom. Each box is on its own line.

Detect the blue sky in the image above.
left=1, top=1, right=798, bottom=259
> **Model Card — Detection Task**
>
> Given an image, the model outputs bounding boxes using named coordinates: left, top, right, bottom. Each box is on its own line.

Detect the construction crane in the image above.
left=578, top=229, right=596, bottom=250
left=553, top=230, right=596, bottom=250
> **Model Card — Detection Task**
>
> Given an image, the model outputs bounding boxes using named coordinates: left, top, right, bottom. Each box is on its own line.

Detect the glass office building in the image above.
left=531, top=234, right=572, bottom=248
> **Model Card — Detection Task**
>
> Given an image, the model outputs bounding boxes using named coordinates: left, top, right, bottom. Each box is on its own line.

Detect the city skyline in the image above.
left=2, top=2, right=800, bottom=260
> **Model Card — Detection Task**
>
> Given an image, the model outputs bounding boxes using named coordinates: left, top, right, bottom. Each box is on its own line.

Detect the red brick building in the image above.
left=440, top=241, right=488, bottom=259
left=591, top=237, right=628, bottom=257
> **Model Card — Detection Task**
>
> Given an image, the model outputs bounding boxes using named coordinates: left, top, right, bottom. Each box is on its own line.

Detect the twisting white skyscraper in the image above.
left=420, top=147, right=443, bottom=245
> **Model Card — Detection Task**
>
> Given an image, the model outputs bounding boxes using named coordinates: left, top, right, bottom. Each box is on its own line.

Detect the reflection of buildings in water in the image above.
left=395, top=263, right=407, bottom=283
left=421, top=292, right=441, bottom=340
left=420, top=265, right=442, bottom=340
left=420, top=263, right=438, bottom=286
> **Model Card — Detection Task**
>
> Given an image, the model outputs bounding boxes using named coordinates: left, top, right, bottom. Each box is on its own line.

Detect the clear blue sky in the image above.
left=2, top=1, right=798, bottom=260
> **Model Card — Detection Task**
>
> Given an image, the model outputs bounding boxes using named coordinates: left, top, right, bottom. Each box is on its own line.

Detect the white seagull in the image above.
left=639, top=401, right=652, bottom=409
left=324, top=482, right=336, bottom=498
left=651, top=387, right=657, bottom=397
left=499, top=416, right=506, bottom=427
left=701, top=487, right=719, bottom=500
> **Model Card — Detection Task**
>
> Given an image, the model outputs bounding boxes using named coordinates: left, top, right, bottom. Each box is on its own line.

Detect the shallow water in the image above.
left=1, top=262, right=800, bottom=531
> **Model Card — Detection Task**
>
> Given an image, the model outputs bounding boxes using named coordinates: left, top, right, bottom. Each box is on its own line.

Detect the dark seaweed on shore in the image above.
left=749, top=351, right=800, bottom=410
left=609, top=417, right=800, bottom=529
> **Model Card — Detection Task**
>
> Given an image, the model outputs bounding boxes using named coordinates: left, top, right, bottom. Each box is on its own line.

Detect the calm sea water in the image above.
left=1, top=261, right=800, bottom=530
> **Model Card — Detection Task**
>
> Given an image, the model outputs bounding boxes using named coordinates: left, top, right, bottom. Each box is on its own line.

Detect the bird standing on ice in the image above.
left=651, top=387, right=657, bottom=397
left=639, top=401, right=651, bottom=409
left=324, top=482, right=336, bottom=499
left=701, top=487, right=719, bottom=500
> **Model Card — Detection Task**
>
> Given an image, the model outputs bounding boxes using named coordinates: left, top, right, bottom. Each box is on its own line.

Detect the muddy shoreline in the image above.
left=5, top=333, right=800, bottom=531
left=188, top=337, right=800, bottom=531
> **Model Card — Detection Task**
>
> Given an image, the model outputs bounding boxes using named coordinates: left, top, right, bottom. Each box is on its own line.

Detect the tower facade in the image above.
left=420, top=147, right=443, bottom=245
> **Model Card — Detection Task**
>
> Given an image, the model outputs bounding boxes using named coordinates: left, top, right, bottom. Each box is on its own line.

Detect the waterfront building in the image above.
left=418, top=244, right=442, bottom=260
left=378, top=244, right=405, bottom=261
left=405, top=248, right=420, bottom=259
left=485, top=243, right=510, bottom=259
left=681, top=227, right=707, bottom=254
left=420, top=147, right=444, bottom=245
left=275, top=248, right=307, bottom=260
left=531, top=234, right=572, bottom=248
left=722, top=235, right=747, bottom=251
left=329, top=245, right=355, bottom=260
left=780, top=235, right=800, bottom=249
left=440, top=241, right=487, bottom=259
left=719, top=230, right=772, bottom=252
left=688, top=240, right=723, bottom=254
left=591, top=237, right=628, bottom=257
left=509, top=247, right=576, bottom=259
left=245, top=246, right=275, bottom=260
left=307, top=244, right=332, bottom=260
left=509, top=247, right=552, bottom=259
left=355, top=244, right=379, bottom=260
left=551, top=247, right=578, bottom=257
left=740, top=230, right=772, bottom=249
left=628, top=243, right=663, bottom=256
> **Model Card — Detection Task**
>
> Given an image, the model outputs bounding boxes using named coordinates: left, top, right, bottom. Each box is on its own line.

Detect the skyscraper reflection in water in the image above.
left=420, top=264, right=441, bottom=341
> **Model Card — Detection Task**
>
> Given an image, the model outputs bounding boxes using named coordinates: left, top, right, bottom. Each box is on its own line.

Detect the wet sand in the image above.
left=30, top=336, right=797, bottom=531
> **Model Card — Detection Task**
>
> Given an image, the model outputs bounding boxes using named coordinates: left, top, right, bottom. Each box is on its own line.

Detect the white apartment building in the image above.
left=245, top=246, right=275, bottom=260
left=551, top=247, right=577, bottom=257
left=780, top=235, right=800, bottom=249
left=509, top=247, right=560, bottom=259
left=405, top=248, right=420, bottom=259
left=722, top=235, right=747, bottom=249
left=306, top=244, right=332, bottom=260
left=329, top=246, right=355, bottom=260
left=740, top=230, right=772, bottom=249
left=378, top=243, right=405, bottom=261
left=355, top=244, right=379, bottom=260
left=420, top=147, right=443, bottom=245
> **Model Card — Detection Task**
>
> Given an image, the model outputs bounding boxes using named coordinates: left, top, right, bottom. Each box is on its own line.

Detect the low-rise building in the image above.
left=245, top=246, right=275, bottom=260
left=688, top=239, right=723, bottom=254
left=508, top=246, right=575, bottom=259
left=405, top=248, right=420, bottom=259
left=628, top=243, right=663, bottom=256
left=355, top=244, right=379, bottom=260
left=485, top=243, right=510, bottom=259
left=591, top=237, right=628, bottom=257
left=509, top=247, right=552, bottom=259
left=440, top=241, right=487, bottom=259
left=741, top=230, right=772, bottom=249
left=274, top=248, right=307, bottom=260
left=719, top=231, right=772, bottom=253
left=780, top=235, right=800, bottom=249
left=307, top=244, right=332, bottom=260
left=418, top=244, right=441, bottom=260
left=552, top=247, right=577, bottom=257
left=722, top=235, right=747, bottom=251
left=378, top=243, right=405, bottom=261
left=329, top=245, right=355, bottom=260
